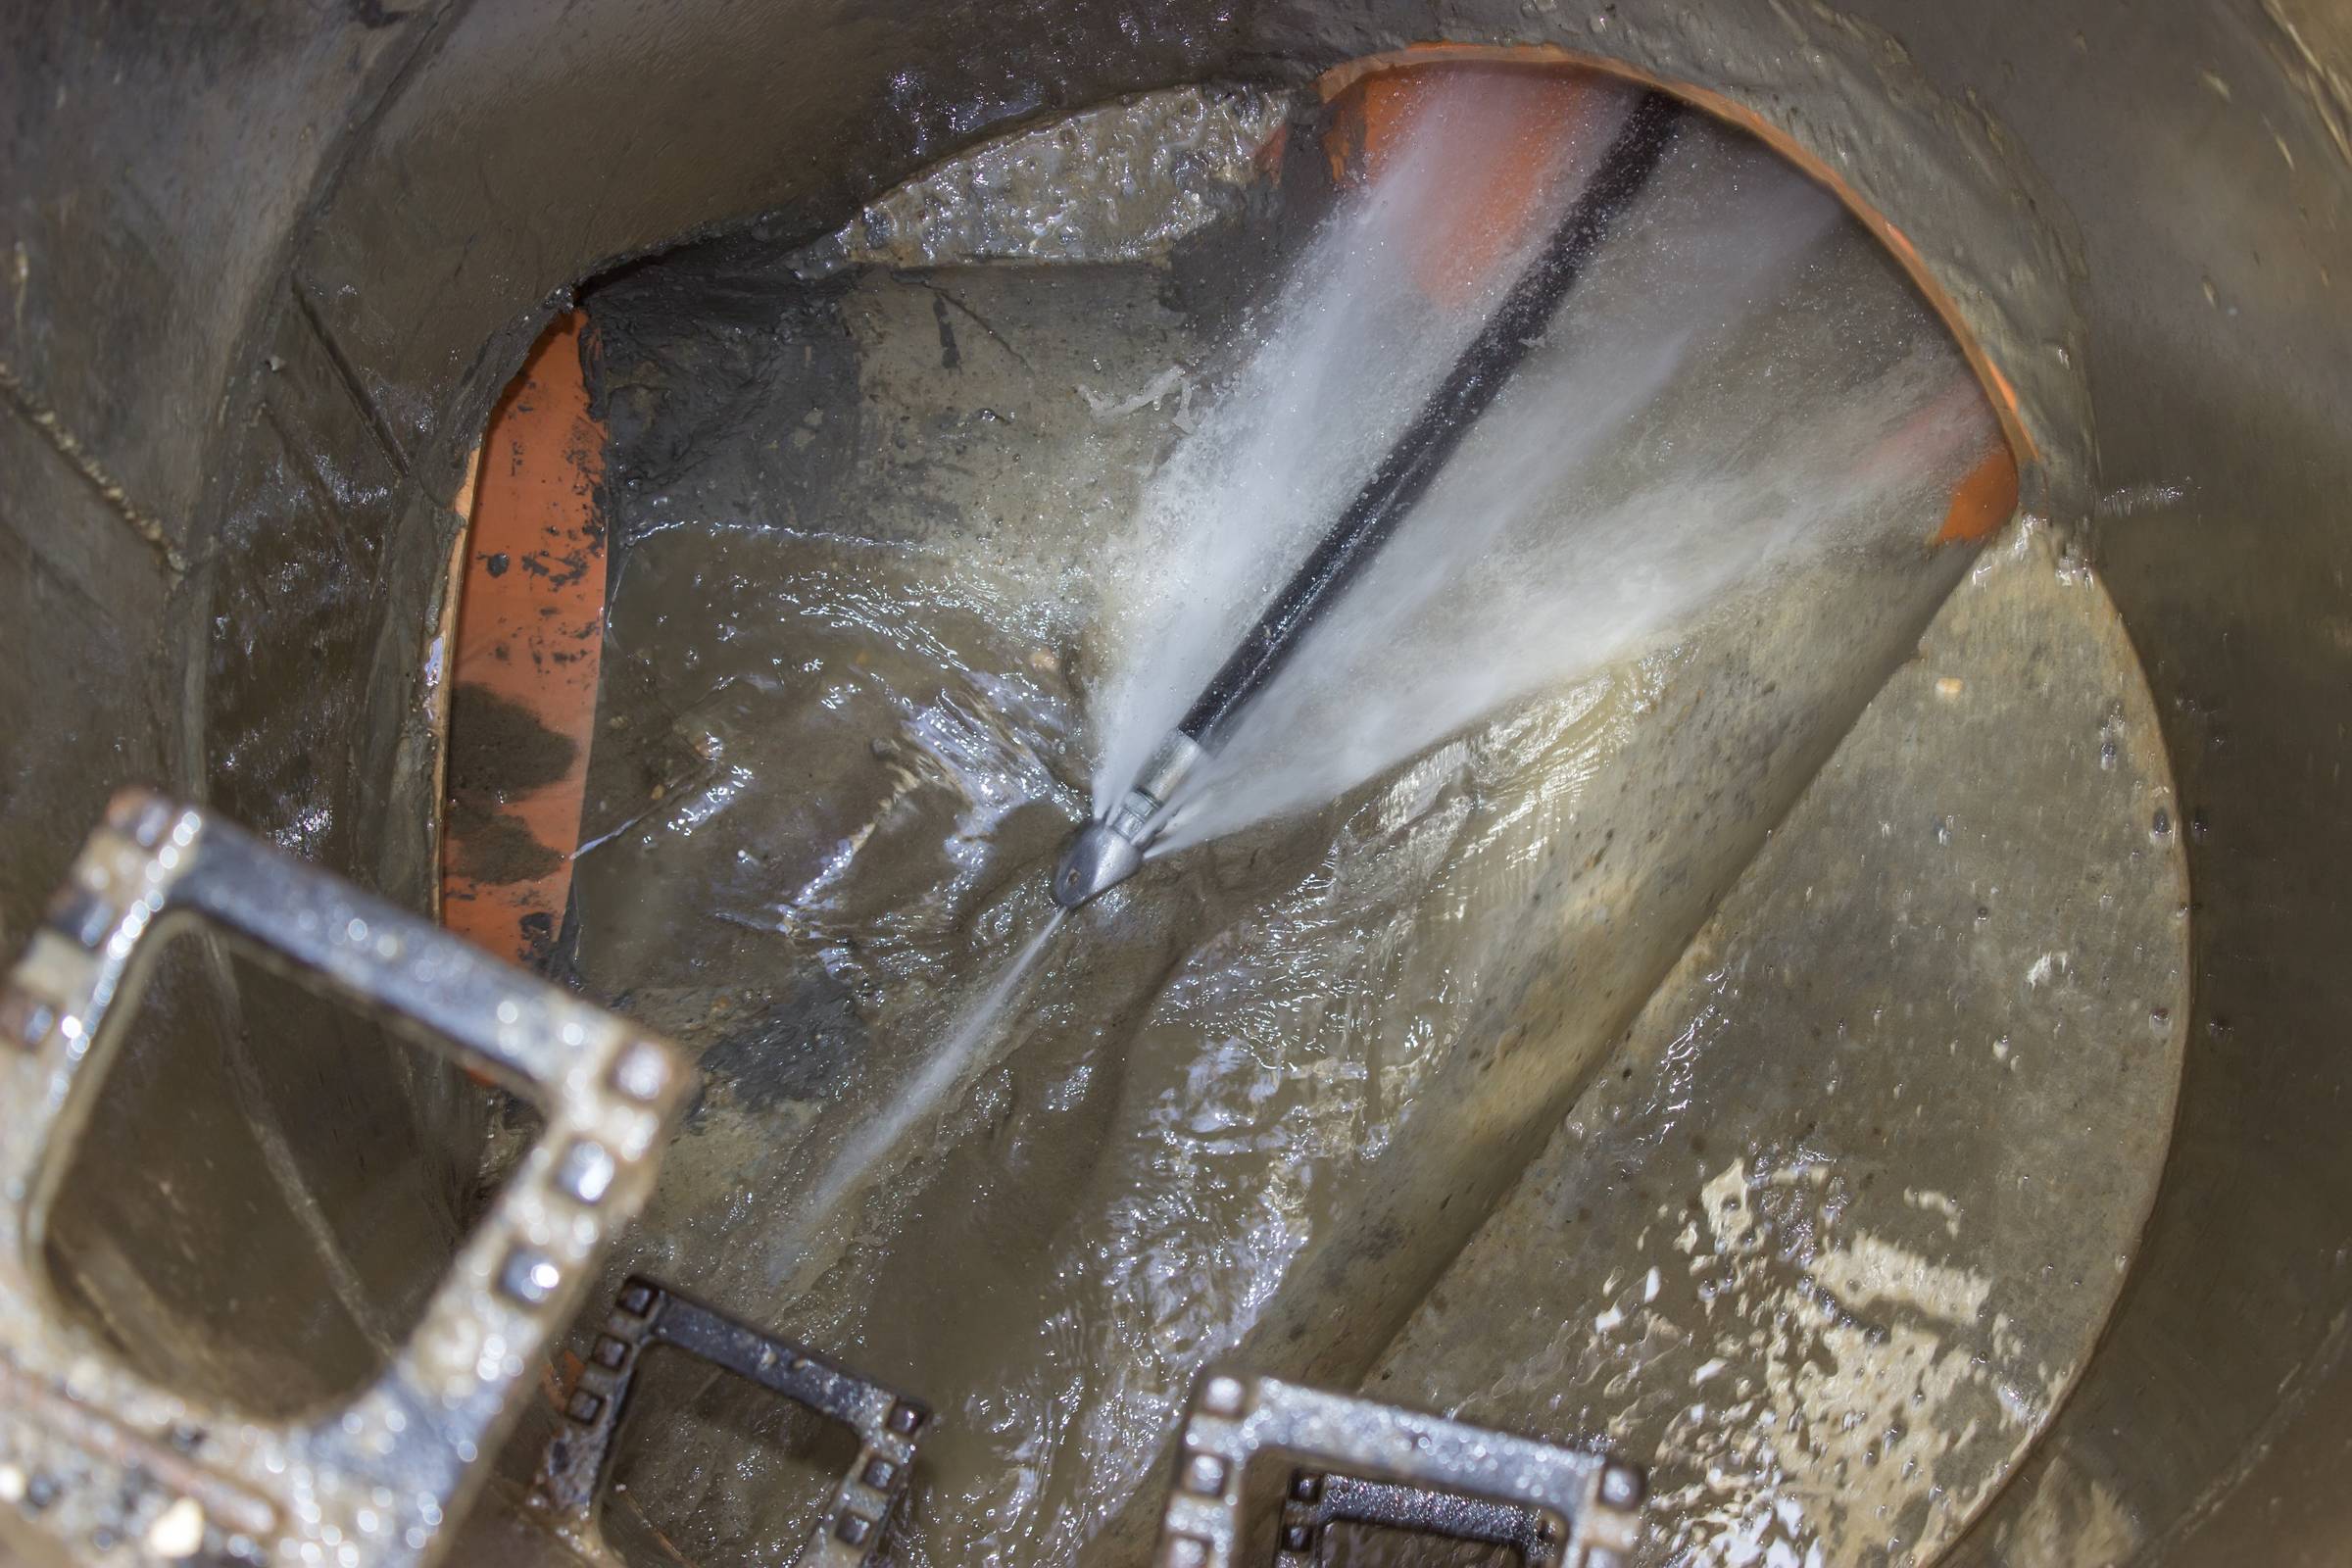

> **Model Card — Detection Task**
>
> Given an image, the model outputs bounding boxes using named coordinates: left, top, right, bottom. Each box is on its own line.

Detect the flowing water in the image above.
left=537, top=69, right=2185, bottom=1568
left=790, top=907, right=1067, bottom=1252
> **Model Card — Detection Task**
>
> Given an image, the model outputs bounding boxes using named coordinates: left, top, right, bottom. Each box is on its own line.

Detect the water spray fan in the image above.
left=1054, top=85, right=1686, bottom=907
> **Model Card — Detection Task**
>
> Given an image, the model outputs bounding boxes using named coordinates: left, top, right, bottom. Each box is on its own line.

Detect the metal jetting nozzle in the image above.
left=1051, top=732, right=1203, bottom=907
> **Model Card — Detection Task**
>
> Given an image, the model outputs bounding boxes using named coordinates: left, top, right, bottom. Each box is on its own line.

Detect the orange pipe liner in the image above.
left=1322, top=60, right=1612, bottom=307
left=440, top=310, right=609, bottom=967
left=1318, top=46, right=2022, bottom=542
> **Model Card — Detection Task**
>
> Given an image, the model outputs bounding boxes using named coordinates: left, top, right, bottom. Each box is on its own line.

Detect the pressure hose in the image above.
left=1054, top=89, right=1686, bottom=908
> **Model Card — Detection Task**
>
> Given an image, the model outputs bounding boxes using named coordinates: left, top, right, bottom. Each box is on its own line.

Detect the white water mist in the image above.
left=1088, top=71, right=1638, bottom=819
left=1087, top=79, right=1997, bottom=848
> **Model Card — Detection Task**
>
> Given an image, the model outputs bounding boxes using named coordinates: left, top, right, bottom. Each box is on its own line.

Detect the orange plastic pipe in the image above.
left=440, top=311, right=609, bottom=966
left=1314, top=47, right=2027, bottom=541
left=1322, top=60, right=1609, bottom=306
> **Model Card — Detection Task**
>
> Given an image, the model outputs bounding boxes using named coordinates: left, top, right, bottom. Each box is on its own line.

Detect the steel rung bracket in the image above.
left=530, top=1276, right=928, bottom=1565
left=0, top=791, right=694, bottom=1568
left=1156, top=1371, right=1645, bottom=1568
left=1277, top=1472, right=1555, bottom=1565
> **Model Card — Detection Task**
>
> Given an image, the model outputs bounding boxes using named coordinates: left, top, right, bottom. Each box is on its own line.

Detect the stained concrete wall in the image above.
left=2, top=0, right=2350, bottom=1558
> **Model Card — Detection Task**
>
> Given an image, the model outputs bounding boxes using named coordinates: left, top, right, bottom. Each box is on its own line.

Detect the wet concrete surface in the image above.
left=8, top=0, right=2350, bottom=1560
left=1370, top=531, right=2186, bottom=1565
left=507, top=91, right=2183, bottom=1568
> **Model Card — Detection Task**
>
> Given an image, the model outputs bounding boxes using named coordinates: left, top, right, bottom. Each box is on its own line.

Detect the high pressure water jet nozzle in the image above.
left=1052, top=820, right=1145, bottom=908
left=1053, top=90, right=1685, bottom=909
left=1052, top=733, right=1202, bottom=906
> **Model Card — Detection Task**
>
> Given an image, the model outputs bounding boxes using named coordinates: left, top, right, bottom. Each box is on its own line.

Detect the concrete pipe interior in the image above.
left=1, top=3, right=2348, bottom=1566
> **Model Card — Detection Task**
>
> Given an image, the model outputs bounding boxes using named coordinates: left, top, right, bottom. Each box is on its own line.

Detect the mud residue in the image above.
left=695, top=970, right=867, bottom=1114
left=444, top=683, right=577, bottom=887
left=584, top=240, right=862, bottom=558
left=444, top=794, right=564, bottom=884
left=446, top=681, right=579, bottom=802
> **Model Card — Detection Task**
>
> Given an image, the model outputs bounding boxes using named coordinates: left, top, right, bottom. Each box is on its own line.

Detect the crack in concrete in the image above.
left=0, top=357, right=187, bottom=577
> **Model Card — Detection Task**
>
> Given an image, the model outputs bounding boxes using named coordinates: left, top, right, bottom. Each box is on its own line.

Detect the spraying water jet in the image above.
left=1051, top=88, right=1686, bottom=907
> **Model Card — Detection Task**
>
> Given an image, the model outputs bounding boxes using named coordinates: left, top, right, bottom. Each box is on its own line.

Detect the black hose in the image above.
left=1176, top=88, right=1685, bottom=749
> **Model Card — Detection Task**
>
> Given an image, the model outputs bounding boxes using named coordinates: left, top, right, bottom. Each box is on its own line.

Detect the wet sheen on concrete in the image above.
left=529, top=90, right=2183, bottom=1568
left=1369, top=531, right=2186, bottom=1566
